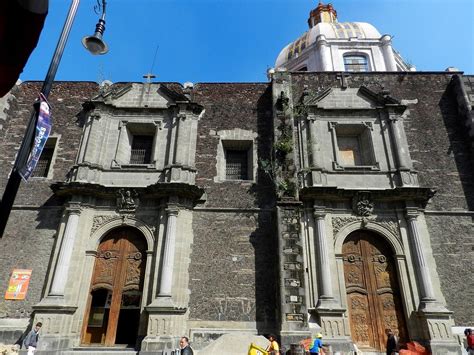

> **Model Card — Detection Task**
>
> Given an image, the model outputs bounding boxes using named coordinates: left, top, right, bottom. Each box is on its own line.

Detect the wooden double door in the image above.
left=82, top=228, right=147, bottom=347
left=342, top=231, right=407, bottom=352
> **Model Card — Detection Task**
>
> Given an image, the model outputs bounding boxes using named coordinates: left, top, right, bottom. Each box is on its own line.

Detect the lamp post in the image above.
left=0, top=0, right=109, bottom=238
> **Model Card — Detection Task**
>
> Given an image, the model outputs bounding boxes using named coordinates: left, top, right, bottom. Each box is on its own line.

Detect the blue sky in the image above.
left=21, top=0, right=474, bottom=84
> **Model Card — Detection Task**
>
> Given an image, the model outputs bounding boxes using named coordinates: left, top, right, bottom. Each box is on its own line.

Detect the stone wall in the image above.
left=426, top=214, right=473, bottom=324
left=189, top=83, right=279, bottom=336
left=0, top=209, right=61, bottom=318
left=0, top=82, right=99, bottom=205
left=190, top=211, right=277, bottom=328
left=0, top=82, right=98, bottom=332
left=192, top=83, right=275, bottom=208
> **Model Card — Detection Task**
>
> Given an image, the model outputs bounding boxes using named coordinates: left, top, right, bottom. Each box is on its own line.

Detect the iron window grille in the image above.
left=225, top=149, right=248, bottom=180
left=130, top=135, right=153, bottom=164
left=32, top=146, right=54, bottom=178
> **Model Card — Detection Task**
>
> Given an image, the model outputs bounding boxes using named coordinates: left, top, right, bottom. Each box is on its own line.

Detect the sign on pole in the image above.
left=19, top=93, right=52, bottom=181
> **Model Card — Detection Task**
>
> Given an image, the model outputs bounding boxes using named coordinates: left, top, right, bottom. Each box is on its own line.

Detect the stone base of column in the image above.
left=34, top=295, right=76, bottom=309
left=140, top=335, right=180, bottom=355
left=147, top=295, right=177, bottom=309
left=29, top=298, right=78, bottom=352
left=142, top=304, right=187, bottom=353
left=310, top=169, right=326, bottom=186
left=417, top=309, right=460, bottom=355
left=310, top=307, right=354, bottom=354
left=311, top=307, right=348, bottom=338
left=279, top=330, right=311, bottom=353
left=32, top=334, right=76, bottom=353
left=418, top=298, right=449, bottom=313
left=315, top=296, right=339, bottom=310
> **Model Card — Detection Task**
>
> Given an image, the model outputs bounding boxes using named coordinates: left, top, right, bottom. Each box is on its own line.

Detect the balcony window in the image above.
left=130, top=135, right=153, bottom=164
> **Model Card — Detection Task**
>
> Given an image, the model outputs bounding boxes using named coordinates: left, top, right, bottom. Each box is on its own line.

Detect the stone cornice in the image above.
left=51, top=181, right=205, bottom=202
left=300, top=186, right=436, bottom=207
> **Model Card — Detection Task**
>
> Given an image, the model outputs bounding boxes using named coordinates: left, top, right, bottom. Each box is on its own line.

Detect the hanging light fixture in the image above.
left=82, top=0, right=109, bottom=55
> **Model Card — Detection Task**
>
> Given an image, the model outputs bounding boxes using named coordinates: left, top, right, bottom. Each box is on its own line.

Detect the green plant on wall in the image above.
left=278, top=179, right=296, bottom=197
left=274, top=137, right=293, bottom=154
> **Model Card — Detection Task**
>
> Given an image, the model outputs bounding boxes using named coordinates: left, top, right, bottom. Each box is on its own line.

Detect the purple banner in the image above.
left=19, top=94, right=52, bottom=181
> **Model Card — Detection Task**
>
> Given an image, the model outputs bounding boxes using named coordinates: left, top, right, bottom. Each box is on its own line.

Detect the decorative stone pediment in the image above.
left=304, top=86, right=402, bottom=110
left=91, top=83, right=189, bottom=109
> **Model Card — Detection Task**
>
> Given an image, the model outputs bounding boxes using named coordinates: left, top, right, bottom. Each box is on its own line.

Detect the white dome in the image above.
left=275, top=22, right=382, bottom=68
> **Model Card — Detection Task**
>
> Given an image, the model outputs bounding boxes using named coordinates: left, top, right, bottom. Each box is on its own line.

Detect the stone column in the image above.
left=388, top=114, right=410, bottom=170
left=158, top=205, right=179, bottom=298
left=380, top=35, right=398, bottom=71
left=83, top=113, right=104, bottom=164
left=313, top=208, right=335, bottom=307
left=308, top=117, right=322, bottom=169
left=316, top=35, right=331, bottom=71
left=405, top=210, right=437, bottom=309
left=112, top=120, right=128, bottom=166
left=49, top=205, right=81, bottom=296
left=173, top=113, right=188, bottom=165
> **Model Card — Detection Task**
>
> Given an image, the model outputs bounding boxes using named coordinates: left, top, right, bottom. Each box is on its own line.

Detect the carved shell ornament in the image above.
left=352, top=192, right=374, bottom=217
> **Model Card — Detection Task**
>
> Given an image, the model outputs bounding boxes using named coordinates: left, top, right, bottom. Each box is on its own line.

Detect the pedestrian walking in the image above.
left=23, top=322, right=42, bottom=355
left=465, top=328, right=474, bottom=355
left=385, top=328, right=398, bottom=355
left=309, top=333, right=324, bottom=354
left=266, top=334, right=281, bottom=355
left=179, top=336, right=194, bottom=355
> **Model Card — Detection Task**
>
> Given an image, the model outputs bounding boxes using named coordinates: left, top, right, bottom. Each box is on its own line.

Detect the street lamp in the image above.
left=0, top=0, right=109, bottom=238
left=82, top=0, right=109, bottom=55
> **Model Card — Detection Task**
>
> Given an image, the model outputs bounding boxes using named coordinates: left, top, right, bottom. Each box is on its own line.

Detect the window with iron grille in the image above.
left=32, top=141, right=55, bottom=178
left=225, top=149, right=248, bottom=180
left=130, top=135, right=153, bottom=164
left=343, top=55, right=369, bottom=72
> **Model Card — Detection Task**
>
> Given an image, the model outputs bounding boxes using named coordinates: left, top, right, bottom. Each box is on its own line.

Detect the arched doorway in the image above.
left=81, top=227, right=147, bottom=347
left=342, top=230, right=407, bottom=352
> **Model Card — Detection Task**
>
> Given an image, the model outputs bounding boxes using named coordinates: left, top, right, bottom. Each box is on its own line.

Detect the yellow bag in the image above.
left=248, top=342, right=269, bottom=355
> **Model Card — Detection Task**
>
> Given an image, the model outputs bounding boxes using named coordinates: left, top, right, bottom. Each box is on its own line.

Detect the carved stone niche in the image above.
left=116, top=188, right=140, bottom=212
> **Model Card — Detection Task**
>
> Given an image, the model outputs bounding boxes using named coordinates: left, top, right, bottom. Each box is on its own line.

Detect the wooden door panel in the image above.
left=343, top=231, right=407, bottom=352
left=347, top=293, right=373, bottom=348
left=83, top=228, right=146, bottom=347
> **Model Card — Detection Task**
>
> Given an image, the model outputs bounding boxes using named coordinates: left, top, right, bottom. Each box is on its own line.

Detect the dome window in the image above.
left=344, top=54, right=369, bottom=72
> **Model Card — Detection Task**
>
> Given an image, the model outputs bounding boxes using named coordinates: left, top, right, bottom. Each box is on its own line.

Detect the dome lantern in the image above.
left=308, top=2, right=337, bottom=28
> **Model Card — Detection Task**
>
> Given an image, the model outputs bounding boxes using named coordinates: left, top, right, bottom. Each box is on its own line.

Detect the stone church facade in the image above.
left=1, top=3, right=473, bottom=355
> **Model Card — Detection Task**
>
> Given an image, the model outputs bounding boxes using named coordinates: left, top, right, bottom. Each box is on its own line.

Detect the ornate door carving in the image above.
left=82, top=227, right=146, bottom=346
left=343, top=231, right=407, bottom=352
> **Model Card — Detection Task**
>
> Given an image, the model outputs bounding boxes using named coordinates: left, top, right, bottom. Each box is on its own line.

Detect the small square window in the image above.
left=130, top=135, right=153, bottom=164
left=330, top=123, right=377, bottom=170
left=216, top=134, right=255, bottom=182
left=32, top=138, right=56, bottom=178
left=225, top=149, right=249, bottom=180
left=338, top=136, right=363, bottom=166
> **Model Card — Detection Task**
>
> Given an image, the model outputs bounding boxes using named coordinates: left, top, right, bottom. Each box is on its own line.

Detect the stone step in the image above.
left=354, top=350, right=384, bottom=355
left=66, top=347, right=138, bottom=355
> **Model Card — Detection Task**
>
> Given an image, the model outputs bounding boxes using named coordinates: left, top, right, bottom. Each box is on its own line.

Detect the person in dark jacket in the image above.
left=23, top=322, right=42, bottom=355
left=385, top=328, right=398, bottom=355
left=179, top=336, right=194, bottom=355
